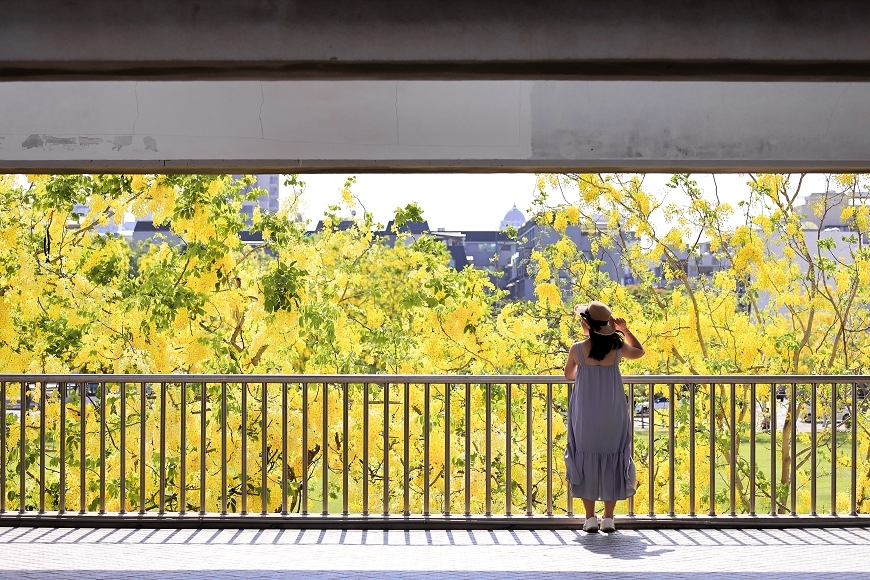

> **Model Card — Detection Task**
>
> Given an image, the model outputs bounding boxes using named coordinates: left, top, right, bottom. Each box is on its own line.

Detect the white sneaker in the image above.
left=582, top=516, right=599, bottom=533
left=601, top=517, right=616, bottom=533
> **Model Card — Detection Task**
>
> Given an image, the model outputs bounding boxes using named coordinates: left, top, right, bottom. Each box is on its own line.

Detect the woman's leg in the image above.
left=582, top=498, right=597, bottom=519
left=602, top=500, right=617, bottom=519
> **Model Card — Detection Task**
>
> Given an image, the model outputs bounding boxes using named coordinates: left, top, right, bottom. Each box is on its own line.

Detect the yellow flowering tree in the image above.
left=2, top=172, right=869, bottom=516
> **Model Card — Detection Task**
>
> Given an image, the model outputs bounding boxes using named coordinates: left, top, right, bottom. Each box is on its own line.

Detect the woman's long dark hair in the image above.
left=587, top=328, right=625, bottom=361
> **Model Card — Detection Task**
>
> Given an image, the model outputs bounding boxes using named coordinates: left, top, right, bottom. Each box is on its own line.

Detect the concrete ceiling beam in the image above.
left=4, top=1, right=870, bottom=81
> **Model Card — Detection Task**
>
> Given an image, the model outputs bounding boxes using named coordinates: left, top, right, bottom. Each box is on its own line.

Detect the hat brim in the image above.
left=574, top=303, right=617, bottom=335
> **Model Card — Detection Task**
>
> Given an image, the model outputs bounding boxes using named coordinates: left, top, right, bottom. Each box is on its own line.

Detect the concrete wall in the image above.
left=2, top=81, right=869, bottom=173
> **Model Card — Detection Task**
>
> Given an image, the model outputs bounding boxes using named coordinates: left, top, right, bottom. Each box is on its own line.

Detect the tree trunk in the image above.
left=778, top=411, right=792, bottom=514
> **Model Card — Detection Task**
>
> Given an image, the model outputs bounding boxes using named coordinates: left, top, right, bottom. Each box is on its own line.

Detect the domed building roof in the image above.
left=500, top=204, right=526, bottom=230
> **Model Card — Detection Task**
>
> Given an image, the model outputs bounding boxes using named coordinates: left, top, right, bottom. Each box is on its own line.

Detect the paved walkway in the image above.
left=0, top=525, right=868, bottom=579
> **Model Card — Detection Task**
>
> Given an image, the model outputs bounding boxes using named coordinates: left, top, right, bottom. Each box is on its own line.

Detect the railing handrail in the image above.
left=2, top=373, right=870, bottom=384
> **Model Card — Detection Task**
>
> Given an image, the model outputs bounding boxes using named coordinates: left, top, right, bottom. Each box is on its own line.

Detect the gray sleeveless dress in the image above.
left=564, top=344, right=637, bottom=501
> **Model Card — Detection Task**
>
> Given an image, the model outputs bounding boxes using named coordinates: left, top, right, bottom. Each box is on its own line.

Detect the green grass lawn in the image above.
left=629, top=427, right=861, bottom=514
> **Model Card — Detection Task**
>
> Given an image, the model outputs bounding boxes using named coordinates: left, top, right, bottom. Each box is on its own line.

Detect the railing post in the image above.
left=485, top=381, right=491, bottom=517
left=749, top=382, right=756, bottom=516
left=770, top=383, right=777, bottom=516
left=60, top=381, right=67, bottom=514
left=505, top=382, right=512, bottom=516
left=831, top=382, right=837, bottom=516
left=160, top=381, right=167, bottom=514
left=789, top=382, right=797, bottom=516
left=811, top=381, right=817, bottom=516
left=424, top=382, right=430, bottom=517
left=404, top=382, right=411, bottom=517
left=851, top=381, right=858, bottom=517
left=241, top=381, right=248, bottom=516
left=385, top=381, right=392, bottom=517
left=689, top=382, right=696, bottom=516
left=301, top=380, right=308, bottom=516
left=281, top=380, right=288, bottom=516
left=179, top=382, right=186, bottom=515
left=668, top=382, right=675, bottom=517
left=261, top=382, right=267, bottom=515
left=526, top=382, right=533, bottom=517
left=443, top=382, right=450, bottom=517
left=39, top=381, right=46, bottom=514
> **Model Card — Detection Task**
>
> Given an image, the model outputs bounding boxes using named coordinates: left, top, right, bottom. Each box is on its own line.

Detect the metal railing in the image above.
left=1, top=374, right=868, bottom=529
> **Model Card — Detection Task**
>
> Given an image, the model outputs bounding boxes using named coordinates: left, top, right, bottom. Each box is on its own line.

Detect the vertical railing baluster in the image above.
left=160, top=382, right=167, bottom=514
left=749, top=382, right=756, bottom=516
left=80, top=381, right=86, bottom=514
left=301, top=380, right=308, bottom=515
left=322, top=382, right=329, bottom=516
left=668, top=382, right=675, bottom=517
left=424, top=382, right=431, bottom=517
left=546, top=382, right=553, bottom=517
left=505, top=382, right=512, bottom=516
left=118, top=382, right=125, bottom=515
left=464, top=382, right=470, bottom=517
left=180, top=382, right=186, bottom=515
left=18, top=381, right=26, bottom=514
left=628, top=382, right=635, bottom=517
left=526, top=382, right=533, bottom=516
left=789, top=383, right=797, bottom=515
left=385, top=382, right=391, bottom=516
left=39, top=382, right=46, bottom=514
left=60, top=382, right=67, bottom=515
left=199, top=381, right=206, bottom=515
left=241, top=382, right=247, bottom=516
left=770, top=383, right=777, bottom=516
left=342, top=382, right=349, bottom=516
left=831, top=382, right=837, bottom=516
left=566, top=381, right=572, bottom=517
left=729, top=383, right=736, bottom=516
left=99, top=381, right=106, bottom=515
left=221, top=381, right=228, bottom=515
left=443, top=382, right=449, bottom=516
left=708, top=383, right=716, bottom=516
left=404, top=382, right=411, bottom=517
left=363, top=382, right=369, bottom=516
left=0, top=382, right=5, bottom=515
left=261, top=382, right=267, bottom=515
left=281, top=381, right=288, bottom=516
left=648, top=383, right=655, bottom=517
left=811, top=381, right=817, bottom=515
left=485, top=381, right=491, bottom=517
left=139, top=382, right=146, bottom=515
left=851, top=381, right=858, bottom=516
left=689, top=382, right=696, bottom=516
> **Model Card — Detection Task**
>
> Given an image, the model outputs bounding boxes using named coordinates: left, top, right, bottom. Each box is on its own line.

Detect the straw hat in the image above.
left=573, top=301, right=617, bottom=335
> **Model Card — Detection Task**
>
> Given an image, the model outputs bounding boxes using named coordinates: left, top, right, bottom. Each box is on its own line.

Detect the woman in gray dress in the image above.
left=564, top=301, right=645, bottom=533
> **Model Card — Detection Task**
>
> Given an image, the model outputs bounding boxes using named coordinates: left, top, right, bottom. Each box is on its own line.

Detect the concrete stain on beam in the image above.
left=17, top=133, right=159, bottom=153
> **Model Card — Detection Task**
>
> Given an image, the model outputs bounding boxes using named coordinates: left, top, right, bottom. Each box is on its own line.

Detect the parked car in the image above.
left=802, top=406, right=851, bottom=426
left=635, top=395, right=670, bottom=416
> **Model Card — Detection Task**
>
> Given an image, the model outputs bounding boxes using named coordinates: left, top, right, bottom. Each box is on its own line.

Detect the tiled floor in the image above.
left=0, top=526, right=868, bottom=579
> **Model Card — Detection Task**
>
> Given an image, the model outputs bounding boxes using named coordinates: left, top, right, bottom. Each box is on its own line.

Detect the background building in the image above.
left=132, top=174, right=280, bottom=246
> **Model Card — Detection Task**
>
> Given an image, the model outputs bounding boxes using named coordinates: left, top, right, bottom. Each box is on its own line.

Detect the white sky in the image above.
left=287, top=173, right=833, bottom=232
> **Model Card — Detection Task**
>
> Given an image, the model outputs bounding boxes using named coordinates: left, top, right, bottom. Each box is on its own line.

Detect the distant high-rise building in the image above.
left=238, top=174, right=281, bottom=224
left=70, top=202, right=133, bottom=236
left=133, top=174, right=281, bottom=245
